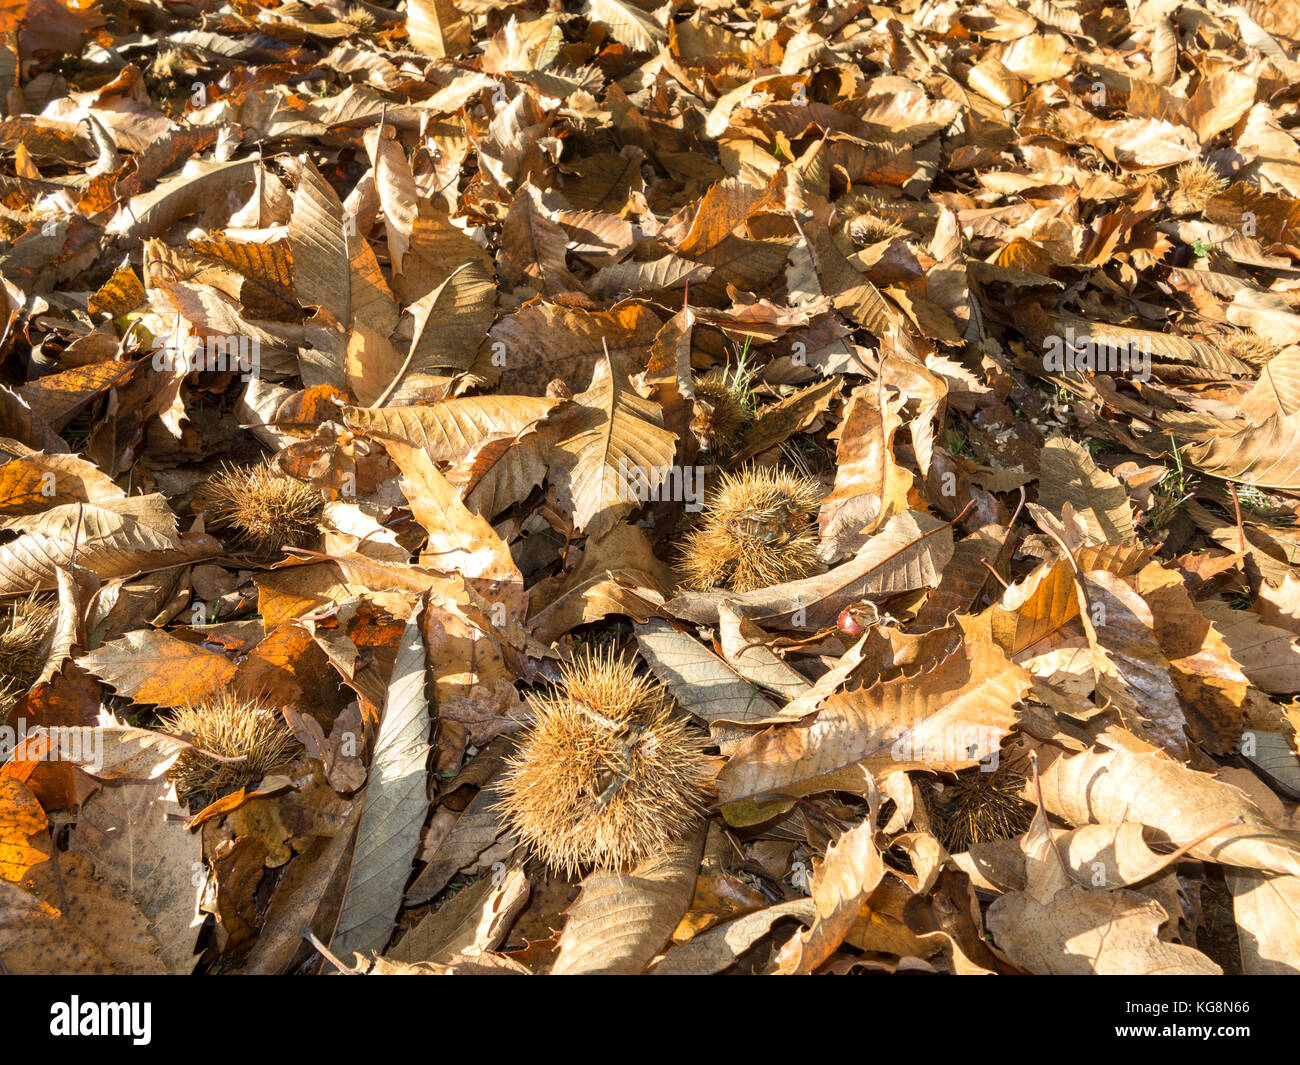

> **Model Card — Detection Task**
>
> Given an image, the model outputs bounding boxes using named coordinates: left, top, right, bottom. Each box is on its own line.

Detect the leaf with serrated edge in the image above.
left=76, top=630, right=237, bottom=706
left=1039, top=434, right=1134, bottom=543
left=774, top=807, right=884, bottom=974
left=718, top=618, right=1027, bottom=824
left=635, top=617, right=780, bottom=724
left=649, top=898, right=815, bottom=974
left=68, top=775, right=202, bottom=974
left=405, top=785, right=508, bottom=905
left=549, top=349, right=677, bottom=538
left=1182, top=409, right=1300, bottom=492
left=584, top=0, right=665, bottom=52
left=1038, top=746, right=1300, bottom=877
left=552, top=824, right=703, bottom=974
left=407, top=0, right=470, bottom=58
left=401, top=257, right=497, bottom=381
left=1227, top=869, right=1300, bottom=975
left=987, top=886, right=1220, bottom=975
left=669, top=510, right=954, bottom=630
left=331, top=604, right=432, bottom=958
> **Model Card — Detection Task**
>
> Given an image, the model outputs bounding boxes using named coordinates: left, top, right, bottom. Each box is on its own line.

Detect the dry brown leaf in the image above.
left=68, top=776, right=202, bottom=974
left=528, top=523, right=674, bottom=645
left=105, top=157, right=259, bottom=244
left=649, top=898, right=815, bottom=974
left=383, top=438, right=522, bottom=588
left=1182, top=410, right=1300, bottom=493
left=670, top=509, right=954, bottom=630
left=1077, top=570, right=1187, bottom=757
left=405, top=785, right=510, bottom=906
left=584, top=0, right=665, bottom=52
left=0, top=776, right=50, bottom=885
left=547, top=349, right=678, bottom=539
left=363, top=122, right=418, bottom=278
left=345, top=395, right=560, bottom=462
left=76, top=630, right=237, bottom=706
left=732, top=376, right=841, bottom=465
left=498, top=182, right=580, bottom=295
left=818, top=382, right=913, bottom=559
left=1038, top=747, right=1300, bottom=877
left=396, top=257, right=497, bottom=389
left=983, top=542, right=1151, bottom=656
left=288, top=157, right=399, bottom=393
left=0, top=880, right=120, bottom=974
left=715, top=605, right=811, bottom=701
left=407, top=0, right=470, bottom=58
left=635, top=616, right=780, bottom=725
left=1198, top=599, right=1300, bottom=694
left=488, top=302, right=662, bottom=398
left=987, top=886, right=1220, bottom=974
left=717, top=618, right=1028, bottom=825
left=1136, top=564, right=1261, bottom=755
left=1226, top=869, right=1300, bottom=975
left=388, top=867, right=529, bottom=964
left=1038, top=434, right=1135, bottom=544
left=773, top=808, right=884, bottom=974
left=552, top=824, right=704, bottom=975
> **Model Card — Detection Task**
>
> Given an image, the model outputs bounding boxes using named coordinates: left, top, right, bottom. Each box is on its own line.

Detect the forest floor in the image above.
left=1, top=0, right=1300, bottom=976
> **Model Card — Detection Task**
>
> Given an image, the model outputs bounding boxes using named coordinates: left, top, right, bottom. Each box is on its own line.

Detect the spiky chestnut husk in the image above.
left=846, top=212, right=906, bottom=245
left=1170, top=159, right=1228, bottom=215
left=839, top=191, right=906, bottom=245
left=677, top=467, right=823, bottom=593
left=497, top=650, right=709, bottom=878
left=1213, top=330, right=1278, bottom=368
left=342, top=5, right=378, bottom=28
left=148, top=46, right=195, bottom=82
left=159, top=692, right=300, bottom=809
left=929, top=764, right=1034, bottom=853
left=0, top=596, right=55, bottom=721
left=201, top=462, right=322, bottom=552
left=690, top=370, right=750, bottom=455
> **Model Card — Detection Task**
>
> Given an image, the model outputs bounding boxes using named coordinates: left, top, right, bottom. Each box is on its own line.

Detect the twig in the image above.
left=301, top=929, right=363, bottom=975
left=1229, top=481, right=1247, bottom=556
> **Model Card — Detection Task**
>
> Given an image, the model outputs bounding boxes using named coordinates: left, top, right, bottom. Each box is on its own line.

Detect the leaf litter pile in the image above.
left=1, top=0, right=1300, bottom=979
